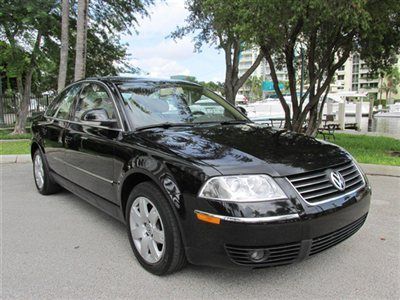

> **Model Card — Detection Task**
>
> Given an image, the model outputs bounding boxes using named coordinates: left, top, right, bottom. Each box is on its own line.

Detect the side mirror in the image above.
left=82, top=108, right=109, bottom=121
left=237, top=106, right=247, bottom=116
left=81, top=108, right=118, bottom=128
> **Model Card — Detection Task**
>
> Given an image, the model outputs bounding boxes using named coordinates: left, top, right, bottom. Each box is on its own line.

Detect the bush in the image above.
left=374, top=99, right=387, bottom=107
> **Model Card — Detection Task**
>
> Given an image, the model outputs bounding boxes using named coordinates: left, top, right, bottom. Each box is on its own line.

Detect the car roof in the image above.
left=83, top=76, right=202, bottom=87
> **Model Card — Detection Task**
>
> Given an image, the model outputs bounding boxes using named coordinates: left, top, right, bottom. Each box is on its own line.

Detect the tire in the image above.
left=33, top=149, right=61, bottom=195
left=126, top=182, right=186, bottom=275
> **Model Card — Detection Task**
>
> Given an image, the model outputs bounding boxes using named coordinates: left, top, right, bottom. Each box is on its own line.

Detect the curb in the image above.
left=0, top=154, right=31, bottom=164
left=359, top=163, right=400, bottom=178
left=0, top=139, right=31, bottom=142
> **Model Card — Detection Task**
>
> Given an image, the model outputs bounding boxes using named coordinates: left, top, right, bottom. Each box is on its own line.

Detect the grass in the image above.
left=0, top=129, right=32, bottom=140
left=0, top=140, right=31, bottom=155
left=331, top=133, right=400, bottom=166
left=0, top=132, right=399, bottom=166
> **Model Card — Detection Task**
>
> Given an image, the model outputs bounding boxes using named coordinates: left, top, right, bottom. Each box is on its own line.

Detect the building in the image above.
left=334, top=53, right=380, bottom=98
left=239, top=47, right=399, bottom=101
left=238, top=48, right=288, bottom=97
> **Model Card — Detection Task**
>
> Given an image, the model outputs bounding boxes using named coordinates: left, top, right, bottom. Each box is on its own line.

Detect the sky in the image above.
left=121, top=0, right=225, bottom=82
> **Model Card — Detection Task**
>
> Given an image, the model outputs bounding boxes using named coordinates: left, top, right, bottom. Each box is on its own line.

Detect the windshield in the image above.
left=117, top=82, right=247, bottom=129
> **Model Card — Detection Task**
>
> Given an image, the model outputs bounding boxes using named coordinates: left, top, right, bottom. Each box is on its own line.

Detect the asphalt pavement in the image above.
left=1, top=163, right=399, bottom=299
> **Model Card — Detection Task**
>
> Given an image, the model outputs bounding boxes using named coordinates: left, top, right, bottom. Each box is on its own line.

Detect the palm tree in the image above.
left=57, top=0, right=69, bottom=92
left=379, top=68, right=400, bottom=105
left=244, top=76, right=263, bottom=101
left=74, top=0, right=89, bottom=81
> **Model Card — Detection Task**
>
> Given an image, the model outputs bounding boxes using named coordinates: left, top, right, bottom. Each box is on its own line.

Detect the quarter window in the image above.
left=53, top=85, right=81, bottom=119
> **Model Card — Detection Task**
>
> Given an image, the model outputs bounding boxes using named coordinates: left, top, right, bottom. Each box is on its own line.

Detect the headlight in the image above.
left=198, top=175, right=287, bottom=202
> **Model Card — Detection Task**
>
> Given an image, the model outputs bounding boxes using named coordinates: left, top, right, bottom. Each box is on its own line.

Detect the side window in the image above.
left=54, top=85, right=81, bottom=119
left=45, top=92, right=65, bottom=117
left=74, top=83, right=118, bottom=126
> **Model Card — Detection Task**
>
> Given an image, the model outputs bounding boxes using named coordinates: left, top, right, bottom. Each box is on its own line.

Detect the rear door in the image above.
left=42, top=84, right=81, bottom=176
left=64, top=82, right=122, bottom=203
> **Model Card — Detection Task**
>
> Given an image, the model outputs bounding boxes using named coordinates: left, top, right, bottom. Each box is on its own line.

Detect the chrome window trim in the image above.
left=54, top=157, right=114, bottom=184
left=194, top=210, right=300, bottom=223
left=46, top=116, right=123, bottom=132
left=47, top=80, right=128, bottom=132
left=45, top=82, right=82, bottom=119
left=75, top=80, right=126, bottom=131
left=286, top=162, right=367, bottom=206
left=109, top=81, right=132, bottom=131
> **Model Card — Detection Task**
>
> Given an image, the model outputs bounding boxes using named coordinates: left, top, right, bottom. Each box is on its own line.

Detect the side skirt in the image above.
left=51, top=171, right=125, bottom=223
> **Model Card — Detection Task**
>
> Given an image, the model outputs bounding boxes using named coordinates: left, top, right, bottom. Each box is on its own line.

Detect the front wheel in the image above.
left=126, top=182, right=186, bottom=275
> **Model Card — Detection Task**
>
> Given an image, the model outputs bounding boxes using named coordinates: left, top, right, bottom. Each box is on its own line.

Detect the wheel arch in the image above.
left=119, top=169, right=188, bottom=248
left=31, top=140, right=44, bottom=160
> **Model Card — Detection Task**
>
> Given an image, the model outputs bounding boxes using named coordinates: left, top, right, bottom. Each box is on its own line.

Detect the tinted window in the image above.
left=118, top=83, right=245, bottom=128
left=74, top=83, right=118, bottom=123
left=54, top=85, right=81, bottom=119
left=45, top=93, right=64, bottom=117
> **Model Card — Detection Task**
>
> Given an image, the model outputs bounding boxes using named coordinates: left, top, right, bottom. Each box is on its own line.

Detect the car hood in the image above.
left=135, top=124, right=350, bottom=177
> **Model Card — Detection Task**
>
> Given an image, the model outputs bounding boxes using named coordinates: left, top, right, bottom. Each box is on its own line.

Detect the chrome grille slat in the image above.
left=335, top=163, right=354, bottom=172
left=345, top=178, right=363, bottom=189
left=295, top=178, right=330, bottom=188
left=341, top=168, right=357, bottom=177
left=298, top=183, right=333, bottom=194
left=289, top=172, right=325, bottom=183
left=287, top=161, right=365, bottom=204
left=303, top=188, right=339, bottom=200
left=344, top=172, right=360, bottom=182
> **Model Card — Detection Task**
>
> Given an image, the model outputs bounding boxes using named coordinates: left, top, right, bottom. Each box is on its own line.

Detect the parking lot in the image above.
left=2, top=163, right=399, bottom=299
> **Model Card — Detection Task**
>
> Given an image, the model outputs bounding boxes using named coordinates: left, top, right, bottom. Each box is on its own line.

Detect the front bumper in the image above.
left=183, top=183, right=371, bottom=269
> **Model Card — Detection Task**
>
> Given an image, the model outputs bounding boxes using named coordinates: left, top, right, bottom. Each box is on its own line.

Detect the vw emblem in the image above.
left=330, top=171, right=346, bottom=191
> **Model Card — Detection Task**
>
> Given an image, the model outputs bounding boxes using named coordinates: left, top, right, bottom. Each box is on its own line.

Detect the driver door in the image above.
left=64, top=82, right=122, bottom=203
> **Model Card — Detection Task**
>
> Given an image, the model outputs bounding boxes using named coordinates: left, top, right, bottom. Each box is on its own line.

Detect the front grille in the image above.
left=309, top=214, right=367, bottom=256
left=225, top=242, right=301, bottom=267
left=286, top=160, right=365, bottom=204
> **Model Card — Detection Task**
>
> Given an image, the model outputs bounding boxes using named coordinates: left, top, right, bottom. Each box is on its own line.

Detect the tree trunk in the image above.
left=224, top=84, right=236, bottom=104
left=306, top=89, right=329, bottom=137
left=12, top=32, right=42, bottom=134
left=74, top=0, right=89, bottom=81
left=221, top=39, right=263, bottom=105
left=58, top=0, right=70, bottom=92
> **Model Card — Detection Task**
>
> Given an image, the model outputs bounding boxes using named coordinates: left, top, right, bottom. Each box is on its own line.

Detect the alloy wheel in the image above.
left=34, top=154, right=44, bottom=189
left=130, top=196, right=165, bottom=264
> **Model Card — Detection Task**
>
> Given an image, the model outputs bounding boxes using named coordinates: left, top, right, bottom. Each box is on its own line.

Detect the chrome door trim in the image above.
left=46, top=116, right=123, bottom=132
left=54, top=157, right=114, bottom=184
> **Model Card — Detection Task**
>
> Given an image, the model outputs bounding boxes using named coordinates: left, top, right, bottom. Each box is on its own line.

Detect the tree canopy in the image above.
left=171, top=0, right=263, bottom=104
left=233, top=0, right=400, bottom=134
left=0, top=0, right=153, bottom=133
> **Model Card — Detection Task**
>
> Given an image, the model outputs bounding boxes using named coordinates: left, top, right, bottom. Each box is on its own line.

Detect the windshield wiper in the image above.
left=195, top=120, right=250, bottom=126
left=220, top=120, right=250, bottom=125
left=135, top=122, right=194, bottom=132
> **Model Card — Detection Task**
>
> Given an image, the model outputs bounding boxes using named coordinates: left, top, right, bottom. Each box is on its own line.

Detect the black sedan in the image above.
left=31, top=77, right=371, bottom=275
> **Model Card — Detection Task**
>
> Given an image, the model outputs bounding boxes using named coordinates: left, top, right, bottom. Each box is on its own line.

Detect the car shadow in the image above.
left=55, top=187, right=328, bottom=282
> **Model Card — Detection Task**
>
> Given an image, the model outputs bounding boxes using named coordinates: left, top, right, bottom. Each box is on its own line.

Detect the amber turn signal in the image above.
left=195, top=212, right=221, bottom=224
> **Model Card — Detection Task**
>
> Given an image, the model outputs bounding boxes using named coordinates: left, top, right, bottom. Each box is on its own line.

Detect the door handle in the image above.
left=65, top=136, right=73, bottom=143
